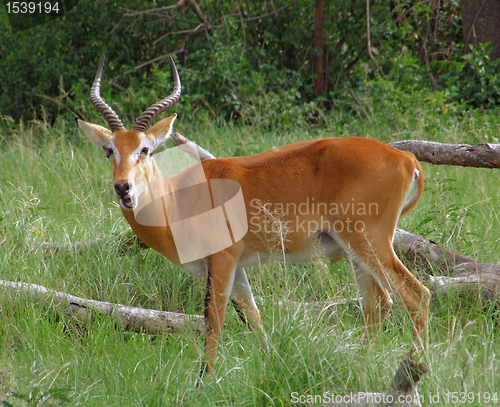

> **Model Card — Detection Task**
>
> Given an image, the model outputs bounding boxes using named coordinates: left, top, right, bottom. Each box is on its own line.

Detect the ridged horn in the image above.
left=132, top=56, right=181, bottom=133
left=89, top=55, right=126, bottom=132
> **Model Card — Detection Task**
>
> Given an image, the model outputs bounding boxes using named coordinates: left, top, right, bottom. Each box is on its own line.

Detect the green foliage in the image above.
left=439, top=43, right=500, bottom=108
left=0, top=0, right=476, bottom=132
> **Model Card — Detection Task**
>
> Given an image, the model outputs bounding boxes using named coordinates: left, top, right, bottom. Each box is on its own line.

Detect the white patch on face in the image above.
left=129, top=133, right=153, bottom=164
left=109, top=139, right=121, bottom=164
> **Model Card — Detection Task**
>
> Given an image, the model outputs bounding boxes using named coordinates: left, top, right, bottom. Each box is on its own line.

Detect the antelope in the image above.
left=78, top=55, right=430, bottom=378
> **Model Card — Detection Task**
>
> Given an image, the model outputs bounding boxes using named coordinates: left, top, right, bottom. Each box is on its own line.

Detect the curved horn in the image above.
left=132, top=56, right=181, bottom=133
left=89, top=55, right=126, bottom=132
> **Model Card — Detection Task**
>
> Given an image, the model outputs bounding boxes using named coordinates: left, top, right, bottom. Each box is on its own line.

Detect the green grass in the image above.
left=1, top=107, right=499, bottom=406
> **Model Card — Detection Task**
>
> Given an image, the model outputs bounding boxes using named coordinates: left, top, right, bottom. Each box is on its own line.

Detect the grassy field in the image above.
left=0, top=105, right=499, bottom=406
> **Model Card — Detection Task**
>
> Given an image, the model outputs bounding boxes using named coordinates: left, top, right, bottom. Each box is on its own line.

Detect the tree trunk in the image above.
left=461, top=0, right=500, bottom=59
left=0, top=280, right=204, bottom=334
left=389, top=140, right=500, bottom=168
left=394, top=228, right=500, bottom=301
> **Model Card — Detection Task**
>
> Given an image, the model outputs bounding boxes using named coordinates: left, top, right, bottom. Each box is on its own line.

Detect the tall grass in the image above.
left=0, top=107, right=499, bottom=406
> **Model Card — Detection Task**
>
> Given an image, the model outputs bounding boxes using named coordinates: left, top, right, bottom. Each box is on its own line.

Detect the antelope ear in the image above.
left=146, top=114, right=177, bottom=149
left=78, top=120, right=112, bottom=148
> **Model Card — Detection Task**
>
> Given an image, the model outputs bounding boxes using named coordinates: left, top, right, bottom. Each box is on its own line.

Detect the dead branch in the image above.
left=341, top=0, right=432, bottom=81
left=313, top=0, right=325, bottom=96
left=152, top=24, right=216, bottom=46
left=0, top=279, right=203, bottom=334
left=170, top=132, right=216, bottom=160
left=185, top=0, right=208, bottom=25
left=26, top=134, right=500, bottom=302
left=389, top=140, right=500, bottom=168
left=123, top=0, right=218, bottom=49
left=121, top=0, right=187, bottom=17
left=124, top=54, right=171, bottom=76
left=237, top=0, right=300, bottom=23
left=394, top=228, right=500, bottom=301
left=236, top=0, right=247, bottom=55
left=418, top=0, right=438, bottom=90
left=123, top=0, right=299, bottom=47
left=324, top=351, right=428, bottom=406
left=349, top=89, right=371, bottom=120
left=10, top=226, right=500, bottom=341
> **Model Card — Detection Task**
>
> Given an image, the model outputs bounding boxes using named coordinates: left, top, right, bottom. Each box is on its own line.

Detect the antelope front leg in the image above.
left=201, top=256, right=237, bottom=378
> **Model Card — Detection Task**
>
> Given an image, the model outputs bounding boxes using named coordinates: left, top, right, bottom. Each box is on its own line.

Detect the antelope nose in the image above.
left=114, top=182, right=130, bottom=198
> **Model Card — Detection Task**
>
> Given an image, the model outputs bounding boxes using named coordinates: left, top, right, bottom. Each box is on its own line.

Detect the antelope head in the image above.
left=78, top=56, right=181, bottom=210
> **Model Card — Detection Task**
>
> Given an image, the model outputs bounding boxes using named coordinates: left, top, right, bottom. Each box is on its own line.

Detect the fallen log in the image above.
left=324, top=352, right=428, bottom=407
left=0, top=280, right=204, bottom=334
left=4, top=134, right=497, bottom=332
left=389, top=140, right=500, bottom=168
left=394, top=228, right=500, bottom=300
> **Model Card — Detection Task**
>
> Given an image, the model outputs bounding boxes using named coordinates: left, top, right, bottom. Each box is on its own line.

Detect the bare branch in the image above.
left=13, top=225, right=500, bottom=339
left=349, top=89, right=371, bottom=120
left=389, top=140, right=500, bottom=168
left=185, top=0, right=208, bottom=25
left=394, top=228, right=500, bottom=301
left=124, top=54, right=170, bottom=76
left=238, top=0, right=300, bottom=23
left=121, top=0, right=187, bottom=17
left=342, top=0, right=433, bottom=79
left=170, top=132, right=216, bottom=160
left=392, top=0, right=433, bottom=26
left=0, top=280, right=203, bottom=334
left=463, top=0, right=487, bottom=54
left=124, top=0, right=216, bottom=46
left=313, top=0, right=325, bottom=95
left=419, top=0, right=438, bottom=90
left=152, top=24, right=208, bottom=46
left=236, top=0, right=247, bottom=55
left=124, top=0, right=300, bottom=56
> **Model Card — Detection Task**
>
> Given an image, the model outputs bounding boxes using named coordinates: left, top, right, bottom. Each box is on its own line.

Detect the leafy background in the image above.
left=1, top=0, right=498, bottom=132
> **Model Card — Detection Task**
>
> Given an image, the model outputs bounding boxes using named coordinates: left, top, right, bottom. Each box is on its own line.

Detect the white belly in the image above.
left=237, top=231, right=345, bottom=268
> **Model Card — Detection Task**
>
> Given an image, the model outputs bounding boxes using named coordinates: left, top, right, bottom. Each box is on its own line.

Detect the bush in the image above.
left=0, top=0, right=478, bottom=132
left=439, top=43, right=500, bottom=108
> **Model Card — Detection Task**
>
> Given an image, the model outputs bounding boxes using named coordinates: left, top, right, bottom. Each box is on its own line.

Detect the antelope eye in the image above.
left=103, top=147, right=113, bottom=159
left=141, top=147, right=150, bottom=155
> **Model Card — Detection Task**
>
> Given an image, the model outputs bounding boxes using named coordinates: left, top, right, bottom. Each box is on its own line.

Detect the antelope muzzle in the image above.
left=114, top=181, right=135, bottom=209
